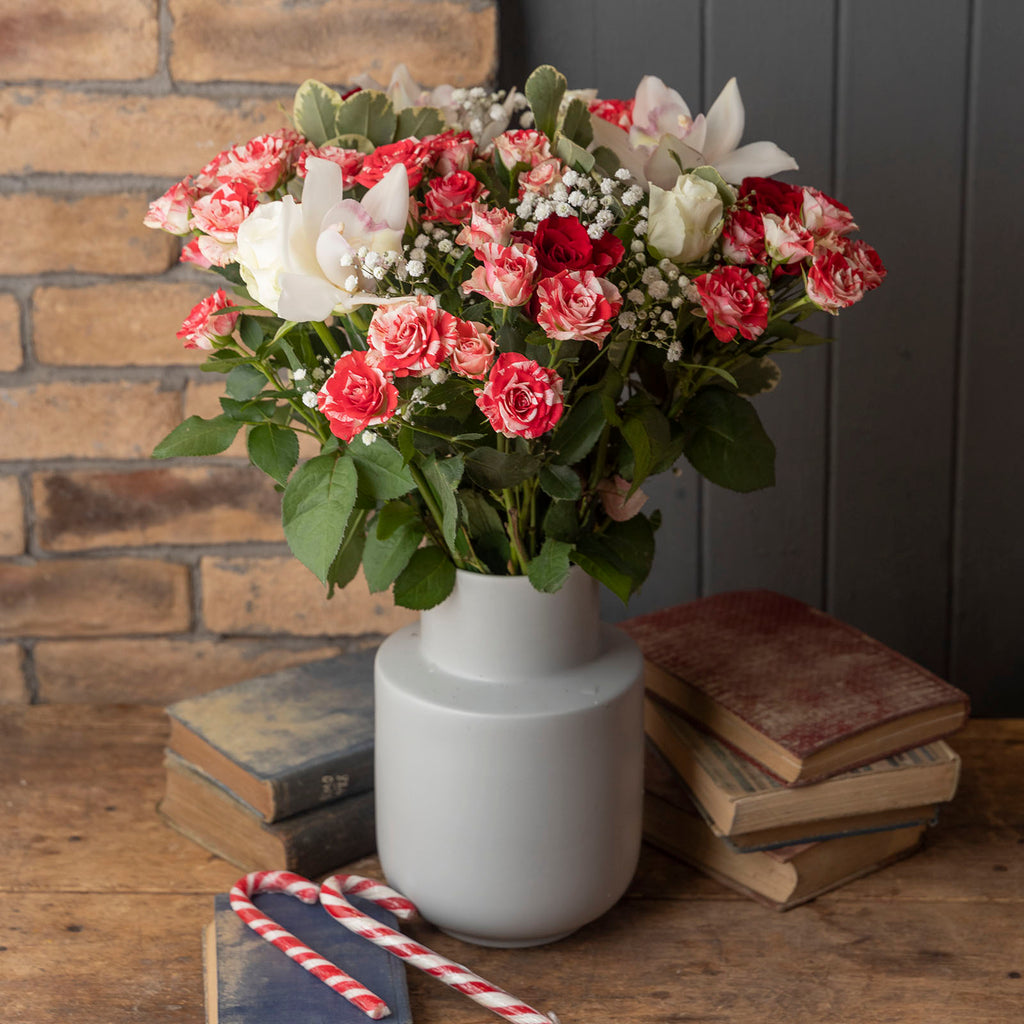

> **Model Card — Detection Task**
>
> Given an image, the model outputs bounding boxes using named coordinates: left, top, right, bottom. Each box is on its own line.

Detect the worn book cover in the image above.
left=166, top=649, right=377, bottom=822
left=643, top=789, right=928, bottom=910
left=160, top=751, right=376, bottom=877
left=204, top=891, right=413, bottom=1024
left=644, top=697, right=959, bottom=837
left=622, top=590, right=969, bottom=783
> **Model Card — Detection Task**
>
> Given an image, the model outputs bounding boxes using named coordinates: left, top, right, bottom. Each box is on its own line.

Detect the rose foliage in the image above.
left=145, top=65, right=885, bottom=609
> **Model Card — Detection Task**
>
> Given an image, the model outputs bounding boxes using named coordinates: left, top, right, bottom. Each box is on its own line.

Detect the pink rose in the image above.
left=461, top=242, right=538, bottom=307
left=442, top=316, right=496, bottom=379
left=355, top=138, right=432, bottom=189
left=422, top=170, right=487, bottom=225
left=212, top=131, right=298, bottom=193
left=535, top=270, right=622, bottom=346
left=455, top=203, right=515, bottom=251
left=588, top=98, right=635, bottom=131
left=518, top=158, right=564, bottom=198
left=179, top=237, right=213, bottom=268
left=143, top=177, right=195, bottom=235
left=296, top=145, right=365, bottom=188
left=366, top=295, right=453, bottom=377
left=693, top=266, right=770, bottom=342
left=428, top=131, right=477, bottom=175
left=189, top=180, right=259, bottom=242
left=720, top=208, right=767, bottom=265
left=801, top=187, right=857, bottom=238
left=176, top=289, right=240, bottom=350
left=805, top=238, right=885, bottom=314
left=493, top=129, right=552, bottom=169
left=597, top=475, right=648, bottom=522
left=476, top=353, right=565, bottom=439
left=317, top=349, right=399, bottom=442
left=761, top=213, right=815, bottom=265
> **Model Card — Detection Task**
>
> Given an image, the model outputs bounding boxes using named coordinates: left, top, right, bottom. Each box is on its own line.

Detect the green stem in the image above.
left=311, top=320, right=342, bottom=358
left=408, top=461, right=461, bottom=565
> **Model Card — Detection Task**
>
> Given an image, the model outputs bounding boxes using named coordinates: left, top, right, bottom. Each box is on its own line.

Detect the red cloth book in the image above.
left=621, top=590, right=969, bottom=785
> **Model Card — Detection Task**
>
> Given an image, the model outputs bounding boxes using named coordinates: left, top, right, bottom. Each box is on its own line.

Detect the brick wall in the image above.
left=0, top=0, right=498, bottom=704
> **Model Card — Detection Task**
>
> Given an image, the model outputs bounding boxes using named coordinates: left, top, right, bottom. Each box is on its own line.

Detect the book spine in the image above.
left=278, top=789, right=377, bottom=878
left=269, top=741, right=374, bottom=820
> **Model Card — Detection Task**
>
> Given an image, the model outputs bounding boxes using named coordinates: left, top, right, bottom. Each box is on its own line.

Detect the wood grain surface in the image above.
left=1, top=708, right=1021, bottom=1023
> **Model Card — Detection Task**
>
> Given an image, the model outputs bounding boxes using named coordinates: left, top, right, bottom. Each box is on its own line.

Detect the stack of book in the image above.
left=621, top=590, right=970, bottom=910
left=159, top=649, right=379, bottom=879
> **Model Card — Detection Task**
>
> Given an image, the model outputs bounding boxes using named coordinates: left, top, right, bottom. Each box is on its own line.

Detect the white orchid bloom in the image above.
left=592, top=76, right=798, bottom=188
left=235, top=157, right=410, bottom=322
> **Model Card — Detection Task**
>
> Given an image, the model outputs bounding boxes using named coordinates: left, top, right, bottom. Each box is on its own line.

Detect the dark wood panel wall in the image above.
left=500, top=0, right=1024, bottom=714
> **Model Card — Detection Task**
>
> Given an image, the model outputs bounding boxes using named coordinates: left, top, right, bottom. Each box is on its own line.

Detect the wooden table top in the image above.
left=1, top=706, right=1021, bottom=1023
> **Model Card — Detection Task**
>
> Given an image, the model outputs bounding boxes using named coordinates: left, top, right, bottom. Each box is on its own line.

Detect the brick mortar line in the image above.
left=3, top=543, right=292, bottom=564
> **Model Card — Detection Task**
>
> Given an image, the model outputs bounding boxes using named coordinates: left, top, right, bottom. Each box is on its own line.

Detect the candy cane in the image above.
left=229, top=870, right=392, bottom=1020
left=319, top=874, right=560, bottom=1024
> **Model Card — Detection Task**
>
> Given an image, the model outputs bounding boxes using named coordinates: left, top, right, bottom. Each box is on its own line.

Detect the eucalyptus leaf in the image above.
left=293, top=79, right=344, bottom=146
left=528, top=538, right=574, bottom=593
left=681, top=387, right=776, bottom=493
left=335, top=90, right=397, bottom=148
left=348, top=436, right=416, bottom=501
left=247, top=422, right=299, bottom=486
left=524, top=64, right=567, bottom=142
left=395, top=105, right=447, bottom=139
left=152, top=414, right=242, bottom=459
left=363, top=517, right=425, bottom=593
left=281, top=454, right=358, bottom=583
left=730, top=355, right=782, bottom=397
left=393, top=546, right=456, bottom=610
left=559, top=97, right=594, bottom=148
left=325, top=133, right=376, bottom=154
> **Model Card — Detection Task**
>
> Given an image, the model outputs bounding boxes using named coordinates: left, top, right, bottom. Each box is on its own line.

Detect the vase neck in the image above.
left=419, top=569, right=601, bottom=680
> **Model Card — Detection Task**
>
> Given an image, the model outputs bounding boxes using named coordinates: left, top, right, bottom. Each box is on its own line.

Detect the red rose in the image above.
left=531, top=215, right=625, bottom=277
left=425, top=130, right=477, bottom=175
left=720, top=209, right=767, bottom=265
left=588, top=97, right=635, bottom=131
left=176, top=289, right=240, bottom=351
left=355, top=139, right=431, bottom=189
left=693, top=266, right=770, bottom=342
left=476, top=353, right=565, bottom=439
left=739, top=176, right=804, bottom=219
left=296, top=145, right=365, bottom=188
left=422, top=170, right=487, bottom=224
left=805, top=236, right=886, bottom=313
left=317, top=350, right=399, bottom=442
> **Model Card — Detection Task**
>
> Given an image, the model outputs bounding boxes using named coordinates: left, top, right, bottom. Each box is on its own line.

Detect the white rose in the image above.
left=646, top=173, right=724, bottom=264
left=234, top=200, right=297, bottom=315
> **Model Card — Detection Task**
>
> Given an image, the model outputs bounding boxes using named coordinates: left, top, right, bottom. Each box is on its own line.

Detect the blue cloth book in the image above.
left=167, top=649, right=377, bottom=822
left=204, top=891, right=413, bottom=1024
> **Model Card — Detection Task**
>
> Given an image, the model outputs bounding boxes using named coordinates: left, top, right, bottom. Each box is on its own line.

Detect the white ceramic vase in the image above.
left=373, top=567, right=644, bottom=947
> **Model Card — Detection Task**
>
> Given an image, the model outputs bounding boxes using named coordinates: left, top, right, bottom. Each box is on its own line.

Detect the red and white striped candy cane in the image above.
left=229, top=870, right=392, bottom=1020
left=319, top=874, right=560, bottom=1024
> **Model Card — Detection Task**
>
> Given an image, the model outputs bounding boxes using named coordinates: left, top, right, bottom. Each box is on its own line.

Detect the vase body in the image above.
left=374, top=568, right=644, bottom=947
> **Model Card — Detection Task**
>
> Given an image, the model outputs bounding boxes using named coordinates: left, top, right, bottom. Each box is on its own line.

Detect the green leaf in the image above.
left=247, top=422, right=300, bottom=486
left=281, top=454, right=358, bottom=583
left=238, top=315, right=265, bottom=350
left=689, top=165, right=738, bottom=208
left=765, top=319, right=832, bottom=350
left=681, top=387, right=776, bottom=493
left=550, top=392, right=606, bottom=465
left=326, top=132, right=376, bottom=154
left=395, top=105, right=447, bottom=139
left=528, top=538, right=573, bottom=593
left=420, top=455, right=463, bottom=551
left=335, top=90, right=398, bottom=148
left=592, top=145, right=622, bottom=177
left=225, top=363, right=267, bottom=401
left=375, top=499, right=419, bottom=540
left=464, top=447, right=542, bottom=490
left=559, top=97, right=593, bottom=148
left=730, top=355, right=782, bottom=397
left=363, top=517, right=425, bottom=593
left=542, top=499, right=581, bottom=543
left=539, top=463, right=582, bottom=500
left=572, top=514, right=655, bottom=603
left=392, top=546, right=456, bottom=610
left=524, top=64, right=567, bottom=142
left=293, top=79, right=345, bottom=146
left=348, top=437, right=417, bottom=501
left=622, top=406, right=671, bottom=488
left=554, top=134, right=596, bottom=174
left=327, top=508, right=368, bottom=593
left=459, top=490, right=505, bottom=539
left=152, top=414, right=242, bottom=459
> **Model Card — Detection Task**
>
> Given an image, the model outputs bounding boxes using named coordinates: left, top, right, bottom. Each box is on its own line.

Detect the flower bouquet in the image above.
left=145, top=65, right=885, bottom=610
